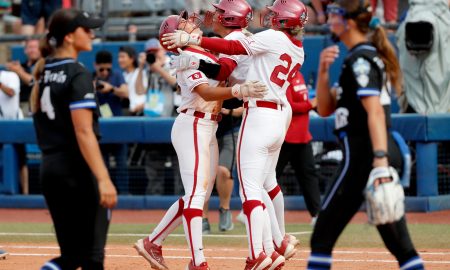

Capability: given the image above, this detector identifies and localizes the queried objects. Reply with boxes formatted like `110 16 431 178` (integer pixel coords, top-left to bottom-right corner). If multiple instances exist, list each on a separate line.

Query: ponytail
369 26 403 97
30 37 54 114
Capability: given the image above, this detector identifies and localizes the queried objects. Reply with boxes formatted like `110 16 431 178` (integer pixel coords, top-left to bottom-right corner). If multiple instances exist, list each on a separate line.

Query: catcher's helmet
159 11 202 53
212 0 253 28
266 0 308 30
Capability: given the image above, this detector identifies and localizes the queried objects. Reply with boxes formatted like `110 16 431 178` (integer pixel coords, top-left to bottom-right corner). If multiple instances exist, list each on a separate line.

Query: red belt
181 109 222 122
243 101 282 110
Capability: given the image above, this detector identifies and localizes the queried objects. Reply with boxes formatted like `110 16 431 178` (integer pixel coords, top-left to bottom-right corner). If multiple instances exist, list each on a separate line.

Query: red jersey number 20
270 53 301 88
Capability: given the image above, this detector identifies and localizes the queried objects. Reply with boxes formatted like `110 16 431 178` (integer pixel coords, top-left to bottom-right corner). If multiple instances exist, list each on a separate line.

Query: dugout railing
1 115 449 212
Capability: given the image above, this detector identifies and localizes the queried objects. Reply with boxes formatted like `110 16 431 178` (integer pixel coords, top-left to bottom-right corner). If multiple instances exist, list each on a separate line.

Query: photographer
93 50 129 194
93 50 128 117
137 38 178 117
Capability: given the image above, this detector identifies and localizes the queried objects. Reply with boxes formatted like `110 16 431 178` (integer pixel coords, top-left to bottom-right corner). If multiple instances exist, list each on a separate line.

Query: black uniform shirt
33 58 100 153
334 42 391 137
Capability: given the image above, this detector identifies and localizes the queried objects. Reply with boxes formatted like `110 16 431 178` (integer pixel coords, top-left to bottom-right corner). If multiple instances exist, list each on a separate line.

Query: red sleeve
287 85 313 114
215 57 238 81
201 37 248 56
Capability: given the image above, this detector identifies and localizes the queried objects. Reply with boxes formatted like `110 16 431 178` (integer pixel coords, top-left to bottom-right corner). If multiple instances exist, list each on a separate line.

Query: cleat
269 251 285 270
202 218 211 235
219 207 234 231
134 238 169 270
186 261 210 270
285 234 300 247
244 251 272 270
275 238 296 260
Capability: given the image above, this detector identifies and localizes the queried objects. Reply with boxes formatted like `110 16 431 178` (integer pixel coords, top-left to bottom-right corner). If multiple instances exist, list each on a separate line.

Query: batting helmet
211 0 253 28
159 11 202 53
266 0 308 30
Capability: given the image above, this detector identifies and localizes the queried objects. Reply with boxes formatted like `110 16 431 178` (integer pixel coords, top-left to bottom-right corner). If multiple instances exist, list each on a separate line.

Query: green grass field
1 222 449 249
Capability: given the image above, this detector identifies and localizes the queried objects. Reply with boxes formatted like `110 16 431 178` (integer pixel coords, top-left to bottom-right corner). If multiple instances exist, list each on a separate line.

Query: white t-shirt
176 47 220 114
0 70 22 119
123 68 148 111
220 30 252 86
238 29 305 106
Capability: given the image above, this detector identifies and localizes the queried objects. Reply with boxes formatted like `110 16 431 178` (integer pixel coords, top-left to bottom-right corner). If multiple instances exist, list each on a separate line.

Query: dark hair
119 46 138 68
336 0 402 95
96 50 113 64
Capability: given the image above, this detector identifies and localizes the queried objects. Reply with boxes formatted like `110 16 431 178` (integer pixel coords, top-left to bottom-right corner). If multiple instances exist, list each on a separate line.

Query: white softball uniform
173 47 221 209
220 30 252 86
236 29 304 202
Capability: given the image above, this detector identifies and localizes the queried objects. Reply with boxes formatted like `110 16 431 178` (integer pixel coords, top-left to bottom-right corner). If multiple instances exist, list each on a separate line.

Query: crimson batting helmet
266 0 308 30
212 0 253 28
159 11 202 53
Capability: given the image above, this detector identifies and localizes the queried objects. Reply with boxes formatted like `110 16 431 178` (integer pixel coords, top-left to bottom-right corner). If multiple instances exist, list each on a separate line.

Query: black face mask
330 32 341 43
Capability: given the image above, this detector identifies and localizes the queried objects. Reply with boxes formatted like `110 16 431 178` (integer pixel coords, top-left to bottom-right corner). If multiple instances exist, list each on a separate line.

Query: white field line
3 245 450 257
6 253 450 265
0 231 311 238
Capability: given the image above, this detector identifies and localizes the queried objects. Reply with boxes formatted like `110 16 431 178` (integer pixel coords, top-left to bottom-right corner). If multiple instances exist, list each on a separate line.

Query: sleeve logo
352 57 371 88
188 72 203 80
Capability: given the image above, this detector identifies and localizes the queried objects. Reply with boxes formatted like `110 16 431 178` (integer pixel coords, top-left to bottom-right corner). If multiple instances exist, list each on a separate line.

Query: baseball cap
49 9 105 41
145 38 161 52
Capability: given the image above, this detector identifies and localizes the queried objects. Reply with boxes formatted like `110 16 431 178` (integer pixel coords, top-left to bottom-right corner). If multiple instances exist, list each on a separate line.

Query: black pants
276 142 321 217
41 151 110 270
310 134 418 265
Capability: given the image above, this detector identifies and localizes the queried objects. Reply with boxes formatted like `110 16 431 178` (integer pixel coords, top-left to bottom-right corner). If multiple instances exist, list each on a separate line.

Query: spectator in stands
371 0 398 23
93 50 130 194
21 0 62 35
118 46 148 115
275 72 321 225
396 0 450 114
0 69 28 195
6 38 41 117
305 0 331 25
94 50 128 117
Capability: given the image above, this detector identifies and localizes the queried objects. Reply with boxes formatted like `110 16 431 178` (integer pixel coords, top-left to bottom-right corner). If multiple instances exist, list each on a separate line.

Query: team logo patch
188 72 203 80
84 93 95 99
352 57 371 88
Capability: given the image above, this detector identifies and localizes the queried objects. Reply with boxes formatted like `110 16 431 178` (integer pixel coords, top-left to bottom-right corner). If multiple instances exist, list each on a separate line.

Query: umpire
306 1 424 270
31 9 117 270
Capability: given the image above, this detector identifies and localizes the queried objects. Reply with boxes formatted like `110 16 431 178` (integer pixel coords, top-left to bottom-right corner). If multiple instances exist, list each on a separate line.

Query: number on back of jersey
41 86 55 120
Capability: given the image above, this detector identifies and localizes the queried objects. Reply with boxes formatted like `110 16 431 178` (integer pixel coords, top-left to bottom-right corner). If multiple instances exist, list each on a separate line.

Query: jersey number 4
41 86 55 120
270 53 301 88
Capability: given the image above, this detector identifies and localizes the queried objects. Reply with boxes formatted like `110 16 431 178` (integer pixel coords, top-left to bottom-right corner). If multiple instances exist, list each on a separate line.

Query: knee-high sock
267 185 285 236
262 204 275 256
262 191 283 247
243 200 264 259
183 208 205 266
149 198 184 245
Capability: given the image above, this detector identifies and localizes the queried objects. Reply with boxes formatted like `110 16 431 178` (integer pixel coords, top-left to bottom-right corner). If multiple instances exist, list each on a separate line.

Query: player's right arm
70 69 117 209
316 46 339 117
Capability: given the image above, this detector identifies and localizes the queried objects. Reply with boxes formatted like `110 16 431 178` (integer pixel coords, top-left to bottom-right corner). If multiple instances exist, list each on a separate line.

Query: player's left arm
356 57 388 168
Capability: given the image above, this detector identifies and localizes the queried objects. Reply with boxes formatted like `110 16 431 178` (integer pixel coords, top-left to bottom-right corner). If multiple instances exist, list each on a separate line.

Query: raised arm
316 46 339 116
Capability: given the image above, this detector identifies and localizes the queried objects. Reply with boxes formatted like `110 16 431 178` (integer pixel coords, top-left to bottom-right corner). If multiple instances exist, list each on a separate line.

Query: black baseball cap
49 9 105 41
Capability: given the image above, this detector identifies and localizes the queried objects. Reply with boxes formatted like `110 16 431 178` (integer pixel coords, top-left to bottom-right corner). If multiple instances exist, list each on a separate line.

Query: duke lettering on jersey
44 70 67 84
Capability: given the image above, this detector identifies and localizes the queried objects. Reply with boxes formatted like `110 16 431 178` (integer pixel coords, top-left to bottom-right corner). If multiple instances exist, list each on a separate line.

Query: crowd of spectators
0 0 449 197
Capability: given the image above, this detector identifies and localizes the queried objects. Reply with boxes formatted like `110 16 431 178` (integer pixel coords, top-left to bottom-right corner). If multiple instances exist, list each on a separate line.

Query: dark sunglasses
99 67 111 72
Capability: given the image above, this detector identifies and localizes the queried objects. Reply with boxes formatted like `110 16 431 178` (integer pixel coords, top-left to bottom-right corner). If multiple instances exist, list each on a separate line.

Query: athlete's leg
308 136 372 269
292 142 321 218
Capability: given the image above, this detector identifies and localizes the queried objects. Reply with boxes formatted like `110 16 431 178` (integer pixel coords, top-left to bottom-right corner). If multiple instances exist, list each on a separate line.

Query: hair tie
369 17 381 30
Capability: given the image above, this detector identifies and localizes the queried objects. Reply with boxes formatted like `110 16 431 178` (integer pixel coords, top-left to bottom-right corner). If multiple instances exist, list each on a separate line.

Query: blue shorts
21 0 62 25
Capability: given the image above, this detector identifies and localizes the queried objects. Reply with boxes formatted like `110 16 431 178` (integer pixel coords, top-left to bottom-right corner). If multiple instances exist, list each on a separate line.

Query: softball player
162 1 308 268
31 9 117 270
134 11 267 270
307 1 424 269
